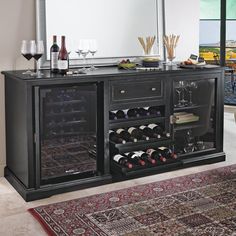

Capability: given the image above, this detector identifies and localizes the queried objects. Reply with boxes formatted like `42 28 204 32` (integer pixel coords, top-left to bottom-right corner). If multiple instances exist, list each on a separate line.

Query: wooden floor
0 110 235 236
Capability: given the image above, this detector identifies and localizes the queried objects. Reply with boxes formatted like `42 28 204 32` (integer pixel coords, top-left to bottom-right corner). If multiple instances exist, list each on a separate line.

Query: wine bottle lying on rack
116 128 137 142
116 110 126 119
134 151 156 164
139 125 161 139
125 108 139 118
124 152 145 166
146 148 167 163
127 127 149 141
158 147 177 159
109 130 126 144
137 107 149 116
147 124 170 138
148 106 162 116
109 111 117 120
113 154 133 169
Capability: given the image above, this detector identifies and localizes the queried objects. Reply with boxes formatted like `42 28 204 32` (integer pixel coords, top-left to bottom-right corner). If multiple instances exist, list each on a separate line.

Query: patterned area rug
28 165 236 236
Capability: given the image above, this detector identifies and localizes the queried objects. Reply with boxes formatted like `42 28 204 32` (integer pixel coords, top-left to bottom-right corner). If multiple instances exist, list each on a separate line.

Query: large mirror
36 0 164 68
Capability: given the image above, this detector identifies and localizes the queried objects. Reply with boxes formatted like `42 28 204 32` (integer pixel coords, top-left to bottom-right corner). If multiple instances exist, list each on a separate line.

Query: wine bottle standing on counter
50 35 59 73
58 36 69 74
113 154 133 169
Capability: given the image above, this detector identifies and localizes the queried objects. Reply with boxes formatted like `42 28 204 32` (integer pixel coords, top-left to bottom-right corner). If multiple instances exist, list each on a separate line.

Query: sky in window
200 0 236 45
200 0 236 19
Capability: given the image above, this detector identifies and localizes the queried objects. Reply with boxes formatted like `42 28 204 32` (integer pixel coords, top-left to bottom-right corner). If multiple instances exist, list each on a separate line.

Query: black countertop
2 64 223 83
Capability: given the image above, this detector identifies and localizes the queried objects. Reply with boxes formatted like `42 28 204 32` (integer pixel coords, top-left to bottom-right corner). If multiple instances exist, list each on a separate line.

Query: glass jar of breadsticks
163 34 180 65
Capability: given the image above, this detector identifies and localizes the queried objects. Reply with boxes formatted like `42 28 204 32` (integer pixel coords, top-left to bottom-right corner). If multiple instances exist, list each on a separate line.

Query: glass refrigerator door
173 78 216 156
39 84 98 183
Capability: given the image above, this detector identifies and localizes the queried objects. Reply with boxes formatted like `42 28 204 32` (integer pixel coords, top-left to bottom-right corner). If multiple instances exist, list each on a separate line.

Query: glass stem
36 60 39 76
91 53 95 70
83 55 86 70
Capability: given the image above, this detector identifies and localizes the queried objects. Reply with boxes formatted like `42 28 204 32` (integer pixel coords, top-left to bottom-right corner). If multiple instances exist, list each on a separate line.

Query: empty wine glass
31 40 44 77
175 81 187 107
183 129 195 153
179 81 188 106
175 86 182 107
188 81 198 106
78 39 90 71
21 40 33 74
89 39 98 70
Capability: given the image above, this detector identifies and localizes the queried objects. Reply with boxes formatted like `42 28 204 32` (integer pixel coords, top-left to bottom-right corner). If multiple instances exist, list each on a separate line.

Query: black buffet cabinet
2 66 225 201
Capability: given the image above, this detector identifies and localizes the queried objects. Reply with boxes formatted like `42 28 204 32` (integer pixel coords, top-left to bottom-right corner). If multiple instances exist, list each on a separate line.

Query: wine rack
108 105 178 176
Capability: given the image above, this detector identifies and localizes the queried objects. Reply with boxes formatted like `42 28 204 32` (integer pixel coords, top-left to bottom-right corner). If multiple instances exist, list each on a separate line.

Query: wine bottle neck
61 36 66 48
53 35 57 44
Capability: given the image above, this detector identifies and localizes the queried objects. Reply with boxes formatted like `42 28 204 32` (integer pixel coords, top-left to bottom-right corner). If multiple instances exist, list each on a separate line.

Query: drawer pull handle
120 90 126 94
151 87 156 91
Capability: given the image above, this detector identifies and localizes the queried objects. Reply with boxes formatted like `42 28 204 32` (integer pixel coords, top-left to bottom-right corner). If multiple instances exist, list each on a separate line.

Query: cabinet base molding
4 167 112 202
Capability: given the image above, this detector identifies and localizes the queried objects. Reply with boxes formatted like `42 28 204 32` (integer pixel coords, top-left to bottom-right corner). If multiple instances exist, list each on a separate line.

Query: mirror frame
36 0 165 69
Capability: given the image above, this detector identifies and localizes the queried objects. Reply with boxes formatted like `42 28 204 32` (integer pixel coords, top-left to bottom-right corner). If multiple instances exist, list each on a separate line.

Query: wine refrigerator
35 84 102 185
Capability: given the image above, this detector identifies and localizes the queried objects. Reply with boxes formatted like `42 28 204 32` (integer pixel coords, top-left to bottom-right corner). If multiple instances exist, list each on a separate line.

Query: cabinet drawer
111 80 163 102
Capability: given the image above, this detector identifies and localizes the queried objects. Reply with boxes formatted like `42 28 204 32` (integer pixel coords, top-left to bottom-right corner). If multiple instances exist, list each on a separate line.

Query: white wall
0 0 200 176
165 0 200 61
0 0 35 176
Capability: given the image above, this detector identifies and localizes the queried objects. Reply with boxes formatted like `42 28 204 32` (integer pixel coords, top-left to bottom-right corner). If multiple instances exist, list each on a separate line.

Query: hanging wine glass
179 81 188 106
188 81 198 106
89 39 98 70
21 40 33 74
175 84 183 107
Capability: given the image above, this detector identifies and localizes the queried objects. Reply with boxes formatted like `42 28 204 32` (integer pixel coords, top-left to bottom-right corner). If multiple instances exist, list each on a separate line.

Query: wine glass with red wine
31 40 44 77
21 40 33 74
